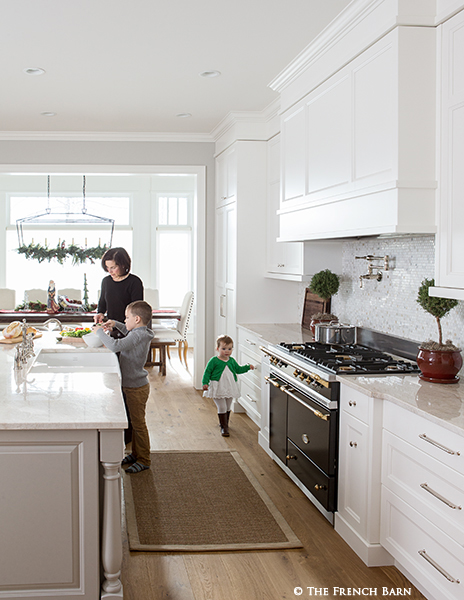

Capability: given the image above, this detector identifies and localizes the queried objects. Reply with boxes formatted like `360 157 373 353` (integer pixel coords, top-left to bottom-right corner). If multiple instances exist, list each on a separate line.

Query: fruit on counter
4 321 22 338
59 327 92 338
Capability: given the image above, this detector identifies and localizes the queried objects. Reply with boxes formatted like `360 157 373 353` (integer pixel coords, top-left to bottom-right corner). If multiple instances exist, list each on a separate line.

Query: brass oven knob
293 370 299 377
286 455 297 460
299 372 305 380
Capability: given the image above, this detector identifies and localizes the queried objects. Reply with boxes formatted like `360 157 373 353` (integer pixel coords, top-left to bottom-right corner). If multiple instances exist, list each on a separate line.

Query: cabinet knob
349 441 357 448
286 455 297 460
349 400 357 407
315 484 327 491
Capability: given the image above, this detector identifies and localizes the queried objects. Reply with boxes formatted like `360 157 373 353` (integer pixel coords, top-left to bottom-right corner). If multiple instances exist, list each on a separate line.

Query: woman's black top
97 273 144 323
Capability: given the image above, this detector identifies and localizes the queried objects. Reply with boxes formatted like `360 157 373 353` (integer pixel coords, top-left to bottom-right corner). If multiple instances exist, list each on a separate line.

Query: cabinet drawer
340 385 370 424
381 487 464 600
383 402 464 476
383 429 464 545
238 345 261 388
237 329 262 358
239 377 261 420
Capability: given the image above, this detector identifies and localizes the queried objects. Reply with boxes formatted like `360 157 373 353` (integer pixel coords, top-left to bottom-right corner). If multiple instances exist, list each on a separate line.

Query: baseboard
334 514 393 567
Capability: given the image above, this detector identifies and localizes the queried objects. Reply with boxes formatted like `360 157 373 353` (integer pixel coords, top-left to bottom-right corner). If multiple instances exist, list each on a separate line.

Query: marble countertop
238 322 464 438
0 332 127 431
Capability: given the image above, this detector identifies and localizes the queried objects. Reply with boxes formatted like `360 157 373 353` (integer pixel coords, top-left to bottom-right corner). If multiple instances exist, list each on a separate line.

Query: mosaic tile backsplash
300 235 464 352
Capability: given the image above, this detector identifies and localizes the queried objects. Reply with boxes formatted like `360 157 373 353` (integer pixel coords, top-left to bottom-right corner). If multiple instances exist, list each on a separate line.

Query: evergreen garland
17 242 109 264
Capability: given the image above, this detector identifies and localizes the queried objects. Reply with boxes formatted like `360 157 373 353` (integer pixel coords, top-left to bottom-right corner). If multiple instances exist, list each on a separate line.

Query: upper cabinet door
216 146 237 207
433 11 464 295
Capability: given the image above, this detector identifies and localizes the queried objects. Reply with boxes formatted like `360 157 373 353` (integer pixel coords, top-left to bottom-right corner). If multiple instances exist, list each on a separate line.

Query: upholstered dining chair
0 289 16 310
24 289 48 305
152 291 194 368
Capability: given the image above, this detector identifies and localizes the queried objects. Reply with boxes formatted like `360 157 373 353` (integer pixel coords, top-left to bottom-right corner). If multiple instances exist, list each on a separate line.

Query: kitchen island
0 332 127 600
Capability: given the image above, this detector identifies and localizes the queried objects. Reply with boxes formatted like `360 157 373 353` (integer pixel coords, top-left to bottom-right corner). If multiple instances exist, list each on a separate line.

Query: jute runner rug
123 450 303 552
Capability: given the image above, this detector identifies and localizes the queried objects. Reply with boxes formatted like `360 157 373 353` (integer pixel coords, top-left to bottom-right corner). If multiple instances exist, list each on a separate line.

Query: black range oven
261 340 420 517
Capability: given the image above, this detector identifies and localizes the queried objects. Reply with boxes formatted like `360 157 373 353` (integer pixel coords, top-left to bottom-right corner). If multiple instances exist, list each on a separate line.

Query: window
154 194 193 307
7 196 131 306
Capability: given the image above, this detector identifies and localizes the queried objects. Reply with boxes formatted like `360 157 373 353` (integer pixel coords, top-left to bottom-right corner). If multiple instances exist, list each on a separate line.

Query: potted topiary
416 278 462 383
308 269 340 334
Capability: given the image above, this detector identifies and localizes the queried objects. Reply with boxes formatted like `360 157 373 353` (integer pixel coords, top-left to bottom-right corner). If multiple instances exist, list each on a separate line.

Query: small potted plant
416 278 462 383
308 269 340 334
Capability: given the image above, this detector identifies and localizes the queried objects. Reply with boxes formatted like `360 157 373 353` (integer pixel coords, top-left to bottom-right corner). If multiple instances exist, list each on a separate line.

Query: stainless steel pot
314 322 357 345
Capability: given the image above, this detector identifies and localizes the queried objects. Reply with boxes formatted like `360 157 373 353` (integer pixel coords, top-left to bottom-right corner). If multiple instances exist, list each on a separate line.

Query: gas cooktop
278 341 420 375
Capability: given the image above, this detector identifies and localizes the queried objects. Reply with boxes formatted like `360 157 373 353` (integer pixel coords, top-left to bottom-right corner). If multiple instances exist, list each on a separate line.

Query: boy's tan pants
122 383 151 466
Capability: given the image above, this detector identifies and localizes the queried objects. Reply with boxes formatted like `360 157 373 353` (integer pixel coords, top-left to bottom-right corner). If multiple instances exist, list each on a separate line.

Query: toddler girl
202 335 255 436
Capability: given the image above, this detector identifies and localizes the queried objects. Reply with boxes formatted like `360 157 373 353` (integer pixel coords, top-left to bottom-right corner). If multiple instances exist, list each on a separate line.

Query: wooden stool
145 340 175 376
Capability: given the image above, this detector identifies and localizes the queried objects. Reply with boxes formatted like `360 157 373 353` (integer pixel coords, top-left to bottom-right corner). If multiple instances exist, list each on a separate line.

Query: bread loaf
4 321 22 339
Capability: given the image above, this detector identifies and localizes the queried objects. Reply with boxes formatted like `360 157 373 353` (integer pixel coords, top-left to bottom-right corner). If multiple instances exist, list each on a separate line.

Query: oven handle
281 385 330 422
264 375 281 388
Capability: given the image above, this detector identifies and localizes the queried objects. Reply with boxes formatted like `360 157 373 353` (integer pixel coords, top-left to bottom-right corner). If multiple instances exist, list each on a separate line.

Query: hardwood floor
121 354 425 600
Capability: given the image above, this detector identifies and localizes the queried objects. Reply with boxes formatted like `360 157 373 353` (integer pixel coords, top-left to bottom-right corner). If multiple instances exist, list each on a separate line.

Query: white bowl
83 332 104 348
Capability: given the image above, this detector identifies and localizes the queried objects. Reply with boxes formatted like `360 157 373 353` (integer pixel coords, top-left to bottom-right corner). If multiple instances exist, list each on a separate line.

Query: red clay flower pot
416 348 463 384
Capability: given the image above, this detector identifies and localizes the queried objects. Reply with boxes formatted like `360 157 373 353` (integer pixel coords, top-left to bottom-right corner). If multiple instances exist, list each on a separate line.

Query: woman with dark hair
94 247 144 324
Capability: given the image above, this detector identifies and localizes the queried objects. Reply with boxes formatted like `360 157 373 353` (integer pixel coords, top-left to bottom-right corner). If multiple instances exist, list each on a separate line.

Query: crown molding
210 97 281 144
0 131 214 143
269 0 437 94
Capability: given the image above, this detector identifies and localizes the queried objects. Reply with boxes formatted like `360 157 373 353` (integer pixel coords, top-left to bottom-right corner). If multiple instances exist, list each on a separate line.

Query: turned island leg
100 430 124 599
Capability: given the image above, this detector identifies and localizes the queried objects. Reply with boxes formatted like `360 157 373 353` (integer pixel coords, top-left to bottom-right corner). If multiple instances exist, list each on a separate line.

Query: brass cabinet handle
418 550 460 583
419 433 460 456
315 484 327 490
286 455 297 460
349 441 357 448
348 400 357 407
245 338 256 345
245 394 257 403
420 483 462 510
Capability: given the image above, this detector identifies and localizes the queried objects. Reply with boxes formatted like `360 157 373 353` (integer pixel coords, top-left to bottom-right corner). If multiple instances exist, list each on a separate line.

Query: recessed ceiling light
23 67 46 76
199 70 221 78
176 113 192 118
41 112 56 117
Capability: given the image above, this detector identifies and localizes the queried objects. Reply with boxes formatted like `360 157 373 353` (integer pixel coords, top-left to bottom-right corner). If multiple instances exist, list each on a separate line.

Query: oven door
268 371 338 512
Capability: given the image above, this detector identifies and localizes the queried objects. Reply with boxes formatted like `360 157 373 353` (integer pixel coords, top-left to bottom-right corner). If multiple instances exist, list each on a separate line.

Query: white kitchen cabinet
236 327 263 425
431 9 464 301
266 134 307 280
381 402 464 600
278 26 436 241
266 135 342 281
216 145 237 207
215 200 236 340
335 384 392 566
214 140 267 345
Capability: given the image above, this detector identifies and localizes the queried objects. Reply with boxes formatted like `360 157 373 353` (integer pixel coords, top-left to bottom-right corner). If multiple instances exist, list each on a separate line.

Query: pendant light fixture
16 175 115 247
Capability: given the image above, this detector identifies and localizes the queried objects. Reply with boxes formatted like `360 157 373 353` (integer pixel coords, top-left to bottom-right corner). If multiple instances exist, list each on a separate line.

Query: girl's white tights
214 397 233 414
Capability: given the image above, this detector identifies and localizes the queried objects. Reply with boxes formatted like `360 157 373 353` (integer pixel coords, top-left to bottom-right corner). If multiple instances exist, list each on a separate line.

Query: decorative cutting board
0 332 43 344
301 289 331 330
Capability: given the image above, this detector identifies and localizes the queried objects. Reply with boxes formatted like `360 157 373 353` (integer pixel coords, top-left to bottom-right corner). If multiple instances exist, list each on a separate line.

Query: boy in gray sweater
93 300 154 473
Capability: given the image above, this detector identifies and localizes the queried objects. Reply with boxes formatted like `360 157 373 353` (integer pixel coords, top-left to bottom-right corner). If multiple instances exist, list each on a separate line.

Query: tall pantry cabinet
214 141 267 345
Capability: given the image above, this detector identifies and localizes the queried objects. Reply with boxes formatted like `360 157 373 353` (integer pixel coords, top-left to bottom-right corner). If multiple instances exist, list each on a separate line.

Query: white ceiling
0 0 352 136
